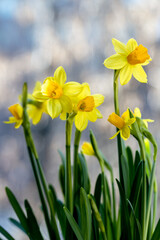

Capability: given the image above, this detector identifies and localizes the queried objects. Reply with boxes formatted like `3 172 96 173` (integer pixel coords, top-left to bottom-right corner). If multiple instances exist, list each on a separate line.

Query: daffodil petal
27 105 43 125
104 54 127 69
63 82 83 97
33 91 49 101
47 99 62 119
59 95 72 113
121 126 130 140
86 109 97 122
133 65 147 83
93 94 104 107
125 118 136 127
75 112 88 131
14 120 23 129
141 58 152 66
134 107 141 118
33 81 42 92
95 109 103 119
112 38 129 55
54 66 67 86
109 130 120 140
120 64 133 85
60 112 67 120
4 117 17 124
126 38 138 52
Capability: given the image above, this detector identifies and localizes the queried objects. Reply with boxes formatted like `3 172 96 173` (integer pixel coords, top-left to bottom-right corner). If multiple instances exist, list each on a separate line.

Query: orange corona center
108 112 125 129
41 79 63 99
77 96 95 112
127 44 150 65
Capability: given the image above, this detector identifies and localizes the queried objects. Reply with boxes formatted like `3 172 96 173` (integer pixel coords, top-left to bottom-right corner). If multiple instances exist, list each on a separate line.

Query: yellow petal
54 66 67 86
93 94 104 107
86 109 97 122
125 118 136 127
132 65 147 83
134 107 141 118
33 81 42 92
33 91 49 101
27 105 43 125
95 109 103 119
14 120 23 129
59 95 72 113
75 112 88 131
126 38 138 52
109 130 120 140
112 38 129 55
63 82 83 96
60 112 67 120
104 54 127 70
121 109 130 122
121 126 130 140
120 64 133 85
47 99 62 119
81 142 95 156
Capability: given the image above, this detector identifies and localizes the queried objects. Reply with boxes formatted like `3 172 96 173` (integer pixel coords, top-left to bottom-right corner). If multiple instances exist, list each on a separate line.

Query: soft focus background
1 0 160 239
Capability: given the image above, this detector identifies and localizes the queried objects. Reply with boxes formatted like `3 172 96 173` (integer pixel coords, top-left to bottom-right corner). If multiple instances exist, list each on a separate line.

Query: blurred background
0 0 160 239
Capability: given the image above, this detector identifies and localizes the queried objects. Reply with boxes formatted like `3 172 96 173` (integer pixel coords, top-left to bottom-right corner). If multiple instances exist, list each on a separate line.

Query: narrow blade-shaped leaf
64 207 83 240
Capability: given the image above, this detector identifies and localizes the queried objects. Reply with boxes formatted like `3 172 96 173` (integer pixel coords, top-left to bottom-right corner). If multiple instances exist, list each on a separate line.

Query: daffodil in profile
134 107 154 128
4 104 23 128
104 38 151 85
81 142 95 156
33 66 82 119
27 81 48 125
74 83 104 131
108 109 135 140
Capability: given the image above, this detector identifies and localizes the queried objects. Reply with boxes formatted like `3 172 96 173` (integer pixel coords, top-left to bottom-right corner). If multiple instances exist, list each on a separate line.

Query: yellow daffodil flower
134 107 154 128
104 38 152 85
4 104 23 128
74 83 104 131
81 142 95 156
108 109 136 140
33 66 82 119
27 81 48 125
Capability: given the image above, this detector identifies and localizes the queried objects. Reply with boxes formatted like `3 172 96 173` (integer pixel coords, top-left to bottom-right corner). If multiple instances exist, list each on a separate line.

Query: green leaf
80 188 92 240
94 174 102 209
58 150 66 167
134 151 141 171
78 153 90 194
121 155 130 197
0 226 15 240
24 200 44 240
56 200 66 238
88 195 107 240
59 164 65 196
129 161 143 212
126 146 134 187
116 179 132 240
63 207 83 240
9 218 26 234
5 187 29 233
151 218 160 240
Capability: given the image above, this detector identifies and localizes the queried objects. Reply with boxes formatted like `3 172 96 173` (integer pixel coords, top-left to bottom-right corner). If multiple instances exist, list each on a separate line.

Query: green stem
145 161 156 238
73 128 81 204
23 127 55 240
138 138 146 240
113 70 125 191
152 180 157 233
22 83 59 239
65 117 73 214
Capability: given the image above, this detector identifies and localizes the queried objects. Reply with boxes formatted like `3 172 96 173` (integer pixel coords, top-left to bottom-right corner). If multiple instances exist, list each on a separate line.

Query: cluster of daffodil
1 38 159 240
